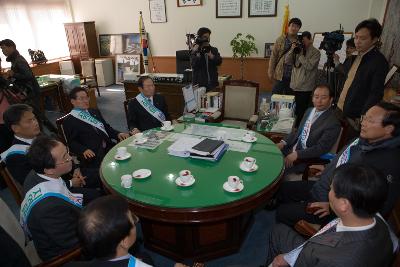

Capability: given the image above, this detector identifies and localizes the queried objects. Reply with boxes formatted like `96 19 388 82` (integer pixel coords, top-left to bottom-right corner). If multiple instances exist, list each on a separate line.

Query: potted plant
230 33 258 80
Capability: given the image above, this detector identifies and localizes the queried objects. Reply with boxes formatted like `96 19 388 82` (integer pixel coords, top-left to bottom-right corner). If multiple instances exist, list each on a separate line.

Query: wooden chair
221 80 259 129
0 161 23 205
36 247 82 267
123 99 131 129
55 114 70 146
80 59 100 97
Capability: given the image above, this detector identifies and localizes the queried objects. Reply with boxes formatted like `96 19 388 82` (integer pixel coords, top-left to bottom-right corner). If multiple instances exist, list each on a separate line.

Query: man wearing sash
21 135 83 261
65 195 188 267
127 76 171 134
276 102 400 227
266 164 396 267
63 87 129 168
277 85 341 171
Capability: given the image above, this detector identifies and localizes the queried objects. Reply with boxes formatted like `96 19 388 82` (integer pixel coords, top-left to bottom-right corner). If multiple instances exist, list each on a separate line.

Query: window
0 0 72 68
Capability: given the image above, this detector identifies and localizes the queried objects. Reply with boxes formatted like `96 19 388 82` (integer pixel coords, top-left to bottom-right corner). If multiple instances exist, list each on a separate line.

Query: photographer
190 27 222 91
290 31 321 126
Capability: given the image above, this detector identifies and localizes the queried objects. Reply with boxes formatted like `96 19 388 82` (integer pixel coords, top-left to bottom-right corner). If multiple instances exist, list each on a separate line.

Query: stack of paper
167 136 202 157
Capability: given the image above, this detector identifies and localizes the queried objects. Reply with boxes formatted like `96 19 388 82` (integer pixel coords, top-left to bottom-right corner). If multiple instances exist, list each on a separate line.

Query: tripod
324 52 341 107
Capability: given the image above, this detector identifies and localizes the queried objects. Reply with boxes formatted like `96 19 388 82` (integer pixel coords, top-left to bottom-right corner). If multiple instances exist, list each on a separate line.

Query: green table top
100 124 284 209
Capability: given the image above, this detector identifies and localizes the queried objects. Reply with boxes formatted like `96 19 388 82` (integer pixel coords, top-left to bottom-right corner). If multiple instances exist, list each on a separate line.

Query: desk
100 124 284 260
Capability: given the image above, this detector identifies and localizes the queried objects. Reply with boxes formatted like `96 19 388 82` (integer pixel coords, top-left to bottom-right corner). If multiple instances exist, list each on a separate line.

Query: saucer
161 125 174 131
240 162 258 172
132 169 151 179
175 176 195 187
223 181 244 193
114 152 131 161
134 138 148 144
242 136 257 143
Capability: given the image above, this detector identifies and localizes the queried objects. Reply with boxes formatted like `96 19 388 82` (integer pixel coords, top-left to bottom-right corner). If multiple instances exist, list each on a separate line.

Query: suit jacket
190 46 222 89
64 256 151 267
340 47 389 119
295 216 393 267
127 94 171 132
4 138 32 185
23 171 81 261
283 107 341 159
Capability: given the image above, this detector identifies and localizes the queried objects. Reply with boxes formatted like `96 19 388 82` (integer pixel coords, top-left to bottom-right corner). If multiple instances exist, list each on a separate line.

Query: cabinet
64 22 99 74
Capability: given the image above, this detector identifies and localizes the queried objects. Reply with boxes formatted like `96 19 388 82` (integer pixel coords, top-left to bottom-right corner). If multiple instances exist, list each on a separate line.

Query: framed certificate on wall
149 0 167 23
248 0 277 17
216 0 242 18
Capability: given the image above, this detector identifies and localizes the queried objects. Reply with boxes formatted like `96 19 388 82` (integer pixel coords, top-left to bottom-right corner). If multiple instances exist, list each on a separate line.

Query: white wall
69 0 385 57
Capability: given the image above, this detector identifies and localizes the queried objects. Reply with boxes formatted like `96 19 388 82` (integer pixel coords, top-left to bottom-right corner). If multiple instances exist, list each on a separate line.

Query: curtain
0 0 72 67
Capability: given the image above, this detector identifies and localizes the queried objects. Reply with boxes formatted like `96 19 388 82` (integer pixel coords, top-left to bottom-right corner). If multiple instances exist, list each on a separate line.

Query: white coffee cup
243 156 256 170
135 133 144 142
162 121 172 128
179 170 193 183
121 174 133 188
228 176 243 189
117 147 127 157
216 130 227 141
244 131 255 140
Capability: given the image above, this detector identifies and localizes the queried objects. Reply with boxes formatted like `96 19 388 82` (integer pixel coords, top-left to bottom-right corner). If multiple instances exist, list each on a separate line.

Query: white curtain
0 0 72 68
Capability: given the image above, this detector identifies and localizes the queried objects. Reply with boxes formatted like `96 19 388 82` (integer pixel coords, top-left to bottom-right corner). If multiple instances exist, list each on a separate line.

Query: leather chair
0 161 23 205
221 80 259 129
123 98 131 129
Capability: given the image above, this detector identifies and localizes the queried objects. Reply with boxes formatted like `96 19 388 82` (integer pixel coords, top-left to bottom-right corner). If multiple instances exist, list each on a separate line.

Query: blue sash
69 108 108 136
136 93 166 123
336 138 359 167
0 144 30 162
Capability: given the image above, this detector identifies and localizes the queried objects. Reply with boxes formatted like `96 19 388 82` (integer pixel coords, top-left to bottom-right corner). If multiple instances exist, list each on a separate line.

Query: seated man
1 104 100 189
277 84 341 170
21 135 83 261
66 195 187 267
127 76 171 133
276 101 400 227
266 163 397 267
63 87 129 168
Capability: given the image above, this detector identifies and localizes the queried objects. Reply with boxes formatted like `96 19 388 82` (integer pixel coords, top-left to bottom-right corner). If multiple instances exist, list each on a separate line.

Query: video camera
185 33 211 54
319 29 345 55
293 33 304 54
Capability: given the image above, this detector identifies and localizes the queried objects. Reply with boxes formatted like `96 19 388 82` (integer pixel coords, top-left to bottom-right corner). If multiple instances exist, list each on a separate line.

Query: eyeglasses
360 115 382 124
55 153 73 165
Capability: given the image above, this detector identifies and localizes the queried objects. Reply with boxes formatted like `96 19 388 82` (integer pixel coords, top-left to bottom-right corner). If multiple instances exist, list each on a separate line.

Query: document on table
182 124 248 141
225 140 251 153
167 136 203 157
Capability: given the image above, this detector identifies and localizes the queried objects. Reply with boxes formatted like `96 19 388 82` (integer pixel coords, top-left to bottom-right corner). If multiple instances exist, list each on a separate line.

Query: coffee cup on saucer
162 121 172 129
179 170 193 183
116 147 128 158
244 131 255 140
134 133 145 142
243 157 256 170
121 174 133 188
216 130 227 141
228 175 243 190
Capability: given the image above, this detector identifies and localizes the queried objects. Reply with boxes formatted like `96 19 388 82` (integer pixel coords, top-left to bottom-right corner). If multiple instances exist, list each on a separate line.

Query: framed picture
248 0 277 17
264 43 274 58
313 32 353 70
149 0 167 23
177 0 202 7
216 0 242 18
385 64 399 86
115 54 141 84
99 33 143 56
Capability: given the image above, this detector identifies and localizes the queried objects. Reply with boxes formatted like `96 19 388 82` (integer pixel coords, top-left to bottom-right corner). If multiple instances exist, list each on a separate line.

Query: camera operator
290 31 321 127
190 27 222 91
336 19 388 136
268 18 302 95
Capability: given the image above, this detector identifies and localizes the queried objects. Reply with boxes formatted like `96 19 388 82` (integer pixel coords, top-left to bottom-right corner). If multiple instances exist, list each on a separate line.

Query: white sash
336 138 359 167
20 179 83 236
0 144 30 162
298 108 316 149
69 109 108 137
136 93 166 123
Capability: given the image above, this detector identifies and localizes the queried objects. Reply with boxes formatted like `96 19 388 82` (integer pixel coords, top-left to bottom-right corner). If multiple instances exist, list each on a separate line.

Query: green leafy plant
230 33 258 80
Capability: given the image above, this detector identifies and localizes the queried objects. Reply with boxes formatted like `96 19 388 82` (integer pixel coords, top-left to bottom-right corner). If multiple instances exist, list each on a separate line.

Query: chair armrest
211 111 221 119
294 220 319 237
35 247 82 267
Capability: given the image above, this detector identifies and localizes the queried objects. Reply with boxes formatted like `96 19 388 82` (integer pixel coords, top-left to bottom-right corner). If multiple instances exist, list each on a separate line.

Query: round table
101 124 284 261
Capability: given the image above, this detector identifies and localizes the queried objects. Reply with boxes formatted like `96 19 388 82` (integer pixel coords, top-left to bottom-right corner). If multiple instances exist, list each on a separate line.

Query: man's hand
118 132 130 141
129 128 140 135
309 164 325 176
192 44 200 52
72 168 86 186
174 264 189 267
207 51 215 59
284 151 298 168
310 202 330 218
272 254 290 267
277 142 285 150
83 149 96 159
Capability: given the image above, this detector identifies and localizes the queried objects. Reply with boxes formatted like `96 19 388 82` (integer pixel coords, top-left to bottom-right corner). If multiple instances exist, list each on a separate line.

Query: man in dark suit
276 102 400 227
127 76 171 133
21 136 83 261
266 163 397 267
63 87 129 168
277 84 341 171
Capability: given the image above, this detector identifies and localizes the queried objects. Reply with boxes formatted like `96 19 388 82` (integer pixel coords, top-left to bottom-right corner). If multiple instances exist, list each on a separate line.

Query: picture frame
99 33 143 56
216 0 242 18
385 64 399 86
264 43 274 58
177 0 202 7
149 0 167 23
248 0 277 17
115 54 141 84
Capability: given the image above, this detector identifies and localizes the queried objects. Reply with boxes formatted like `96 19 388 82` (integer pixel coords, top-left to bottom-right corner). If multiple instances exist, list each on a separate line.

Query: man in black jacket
63 87 129 168
336 19 389 129
276 102 400 227
127 76 171 133
190 27 222 90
